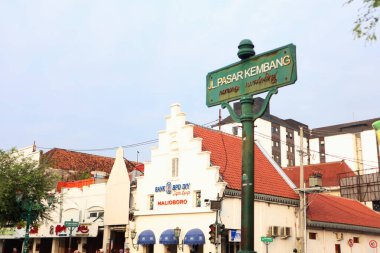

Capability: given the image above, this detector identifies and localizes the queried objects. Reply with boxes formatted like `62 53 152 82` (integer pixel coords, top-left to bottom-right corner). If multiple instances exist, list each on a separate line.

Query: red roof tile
283 161 355 188
193 125 298 200
307 194 380 229
44 148 140 174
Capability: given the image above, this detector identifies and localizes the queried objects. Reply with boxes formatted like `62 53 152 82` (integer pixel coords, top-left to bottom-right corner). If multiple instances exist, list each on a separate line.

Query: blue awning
159 229 179 245
137 230 156 245
184 228 205 245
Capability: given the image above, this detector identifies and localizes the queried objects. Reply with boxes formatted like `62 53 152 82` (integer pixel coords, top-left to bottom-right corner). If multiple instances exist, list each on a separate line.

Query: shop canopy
184 228 205 245
137 230 156 245
159 229 179 245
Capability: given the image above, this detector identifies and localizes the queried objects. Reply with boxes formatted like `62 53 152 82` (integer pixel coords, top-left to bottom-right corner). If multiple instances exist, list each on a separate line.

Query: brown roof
193 125 299 200
44 148 139 173
283 161 355 188
310 117 380 138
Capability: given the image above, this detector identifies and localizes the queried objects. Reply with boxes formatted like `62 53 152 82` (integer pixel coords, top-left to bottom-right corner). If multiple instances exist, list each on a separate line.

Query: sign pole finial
237 39 255 60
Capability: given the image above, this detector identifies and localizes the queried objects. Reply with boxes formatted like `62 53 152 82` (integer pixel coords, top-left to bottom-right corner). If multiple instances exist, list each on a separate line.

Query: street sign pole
206 39 297 253
261 236 273 253
65 218 79 253
240 95 254 253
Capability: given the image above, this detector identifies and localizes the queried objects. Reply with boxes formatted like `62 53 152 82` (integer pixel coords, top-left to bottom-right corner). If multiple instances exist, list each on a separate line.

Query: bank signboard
154 182 192 207
206 44 297 107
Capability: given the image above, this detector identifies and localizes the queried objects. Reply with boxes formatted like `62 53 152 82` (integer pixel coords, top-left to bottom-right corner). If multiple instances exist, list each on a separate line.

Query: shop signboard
206 44 297 107
2 223 99 239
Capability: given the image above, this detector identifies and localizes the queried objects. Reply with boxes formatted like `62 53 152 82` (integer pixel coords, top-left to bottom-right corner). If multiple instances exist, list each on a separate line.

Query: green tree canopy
0 149 58 227
348 0 380 41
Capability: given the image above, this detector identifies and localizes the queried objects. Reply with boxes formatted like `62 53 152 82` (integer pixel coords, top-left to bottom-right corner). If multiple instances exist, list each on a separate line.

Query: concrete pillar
78 237 87 253
102 225 111 252
51 238 60 253
32 238 41 253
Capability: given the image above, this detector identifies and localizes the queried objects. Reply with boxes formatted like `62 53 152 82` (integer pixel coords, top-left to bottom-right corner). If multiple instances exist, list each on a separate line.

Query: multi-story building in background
215 98 380 172
309 118 380 172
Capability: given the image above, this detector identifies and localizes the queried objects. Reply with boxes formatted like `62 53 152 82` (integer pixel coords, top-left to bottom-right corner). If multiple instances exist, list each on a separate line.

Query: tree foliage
348 0 380 41
0 149 58 227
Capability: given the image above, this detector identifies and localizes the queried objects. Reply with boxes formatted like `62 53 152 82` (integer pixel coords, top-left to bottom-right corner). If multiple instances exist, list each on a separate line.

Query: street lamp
173 227 183 251
130 229 139 250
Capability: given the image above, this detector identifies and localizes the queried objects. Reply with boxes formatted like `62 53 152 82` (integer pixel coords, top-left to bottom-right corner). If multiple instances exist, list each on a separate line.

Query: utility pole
299 127 306 253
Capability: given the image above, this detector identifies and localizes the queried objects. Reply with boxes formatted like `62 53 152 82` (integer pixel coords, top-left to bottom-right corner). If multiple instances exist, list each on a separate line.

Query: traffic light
209 224 216 244
217 223 225 236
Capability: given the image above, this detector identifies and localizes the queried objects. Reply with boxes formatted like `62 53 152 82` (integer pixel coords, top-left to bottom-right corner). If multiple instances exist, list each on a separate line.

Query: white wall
307 229 380 253
133 104 227 253
221 198 298 253
361 130 379 171
104 147 130 225
325 134 356 169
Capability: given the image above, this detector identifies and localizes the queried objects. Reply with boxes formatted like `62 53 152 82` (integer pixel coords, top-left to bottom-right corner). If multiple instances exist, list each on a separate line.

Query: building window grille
353 237 359 243
195 191 201 207
232 126 239 136
149 195 154 210
272 126 279 133
172 157 179 177
309 232 317 240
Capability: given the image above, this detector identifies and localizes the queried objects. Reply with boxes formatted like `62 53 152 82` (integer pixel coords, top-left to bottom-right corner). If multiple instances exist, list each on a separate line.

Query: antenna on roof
137 151 140 163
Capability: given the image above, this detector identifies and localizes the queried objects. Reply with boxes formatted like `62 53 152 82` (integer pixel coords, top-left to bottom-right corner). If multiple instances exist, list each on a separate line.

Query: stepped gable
193 125 298 200
44 148 139 173
307 194 380 229
283 161 355 188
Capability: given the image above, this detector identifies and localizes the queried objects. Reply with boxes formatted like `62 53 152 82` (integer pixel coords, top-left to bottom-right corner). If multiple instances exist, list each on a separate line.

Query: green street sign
206 44 297 107
64 220 79 228
261 236 273 243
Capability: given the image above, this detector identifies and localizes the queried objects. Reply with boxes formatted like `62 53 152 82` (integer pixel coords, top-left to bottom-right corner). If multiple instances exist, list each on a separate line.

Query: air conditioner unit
267 226 279 237
335 232 343 241
280 227 291 239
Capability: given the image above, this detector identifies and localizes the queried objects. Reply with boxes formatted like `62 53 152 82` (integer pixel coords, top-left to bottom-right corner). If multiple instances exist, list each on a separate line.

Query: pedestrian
125 248 130 253
12 248 18 253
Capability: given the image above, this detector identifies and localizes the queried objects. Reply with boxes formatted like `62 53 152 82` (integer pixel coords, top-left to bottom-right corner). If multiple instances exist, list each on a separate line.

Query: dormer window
172 157 179 177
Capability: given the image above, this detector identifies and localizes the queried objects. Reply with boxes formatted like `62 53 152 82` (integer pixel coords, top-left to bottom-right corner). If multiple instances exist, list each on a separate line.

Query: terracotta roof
44 148 140 174
307 194 380 229
193 125 298 200
283 161 355 188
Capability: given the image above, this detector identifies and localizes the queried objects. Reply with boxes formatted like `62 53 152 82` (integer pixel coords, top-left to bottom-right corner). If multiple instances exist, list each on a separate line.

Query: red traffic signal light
209 224 216 244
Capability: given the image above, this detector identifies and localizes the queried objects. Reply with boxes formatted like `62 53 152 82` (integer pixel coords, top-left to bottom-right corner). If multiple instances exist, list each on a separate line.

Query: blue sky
0 1 379 162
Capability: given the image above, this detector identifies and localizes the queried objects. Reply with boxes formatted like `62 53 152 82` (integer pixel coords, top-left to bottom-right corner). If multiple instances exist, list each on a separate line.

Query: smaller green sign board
64 220 79 228
206 44 297 107
261 236 273 243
